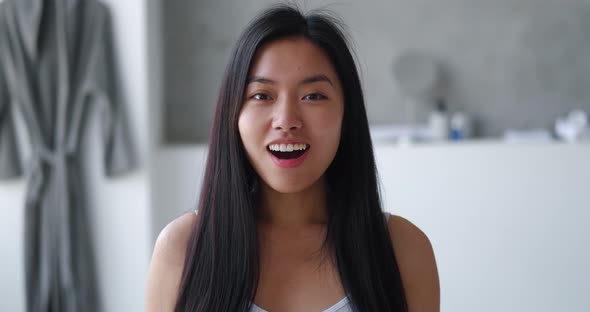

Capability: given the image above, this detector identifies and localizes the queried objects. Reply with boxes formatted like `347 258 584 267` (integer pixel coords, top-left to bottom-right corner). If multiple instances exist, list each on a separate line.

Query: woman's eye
252 93 271 101
303 93 327 101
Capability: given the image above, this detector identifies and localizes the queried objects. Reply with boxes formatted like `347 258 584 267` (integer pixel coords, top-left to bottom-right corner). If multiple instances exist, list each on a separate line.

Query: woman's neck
257 177 328 228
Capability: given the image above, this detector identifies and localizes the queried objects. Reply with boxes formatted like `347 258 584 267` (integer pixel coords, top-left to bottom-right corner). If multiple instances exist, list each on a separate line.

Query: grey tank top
249 211 393 312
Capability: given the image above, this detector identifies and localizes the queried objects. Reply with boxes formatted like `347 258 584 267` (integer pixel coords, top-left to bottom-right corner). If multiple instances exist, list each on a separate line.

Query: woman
146 4 439 312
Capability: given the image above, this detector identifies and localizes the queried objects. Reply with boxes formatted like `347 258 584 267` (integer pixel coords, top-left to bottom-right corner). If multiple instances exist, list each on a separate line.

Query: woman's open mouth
267 143 309 168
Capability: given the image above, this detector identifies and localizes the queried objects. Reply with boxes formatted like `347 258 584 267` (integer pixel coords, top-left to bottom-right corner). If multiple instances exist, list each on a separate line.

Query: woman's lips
268 149 309 168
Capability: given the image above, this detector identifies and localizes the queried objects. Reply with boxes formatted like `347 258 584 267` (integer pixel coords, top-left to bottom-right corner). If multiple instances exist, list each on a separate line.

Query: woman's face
238 37 345 194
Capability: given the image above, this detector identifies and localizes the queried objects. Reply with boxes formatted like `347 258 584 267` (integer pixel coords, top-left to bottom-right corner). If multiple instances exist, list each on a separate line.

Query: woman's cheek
315 108 343 134
239 108 265 153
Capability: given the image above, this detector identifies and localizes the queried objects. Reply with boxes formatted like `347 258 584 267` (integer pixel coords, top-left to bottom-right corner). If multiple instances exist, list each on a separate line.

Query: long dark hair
175 4 407 312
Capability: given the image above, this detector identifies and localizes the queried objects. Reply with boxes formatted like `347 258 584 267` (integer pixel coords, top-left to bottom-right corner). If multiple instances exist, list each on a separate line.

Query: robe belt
28 144 75 204
36 146 75 165
28 145 76 291
26 145 74 227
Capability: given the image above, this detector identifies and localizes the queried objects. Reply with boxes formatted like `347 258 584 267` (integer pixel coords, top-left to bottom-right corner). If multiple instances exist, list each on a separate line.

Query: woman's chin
260 176 322 195
265 181 311 194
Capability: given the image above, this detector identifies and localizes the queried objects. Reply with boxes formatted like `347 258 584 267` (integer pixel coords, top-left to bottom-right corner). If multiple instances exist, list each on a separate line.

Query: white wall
0 175 26 311
152 141 590 312
374 141 590 311
152 146 208 240
0 1 152 311
87 1 152 311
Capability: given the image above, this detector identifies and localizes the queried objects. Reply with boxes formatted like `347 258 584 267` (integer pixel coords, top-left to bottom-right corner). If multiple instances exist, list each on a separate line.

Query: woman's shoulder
385 213 440 311
145 211 198 311
156 211 197 258
385 213 434 267
385 213 431 250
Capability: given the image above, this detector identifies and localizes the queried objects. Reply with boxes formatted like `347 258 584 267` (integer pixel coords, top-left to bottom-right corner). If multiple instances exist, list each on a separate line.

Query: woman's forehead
248 37 340 85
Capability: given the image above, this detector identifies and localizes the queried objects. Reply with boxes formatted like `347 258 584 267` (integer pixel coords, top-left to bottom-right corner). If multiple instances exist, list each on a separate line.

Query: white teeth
294 144 307 151
268 143 308 152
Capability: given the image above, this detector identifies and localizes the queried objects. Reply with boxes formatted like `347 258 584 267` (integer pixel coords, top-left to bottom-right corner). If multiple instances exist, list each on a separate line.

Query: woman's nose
272 96 302 132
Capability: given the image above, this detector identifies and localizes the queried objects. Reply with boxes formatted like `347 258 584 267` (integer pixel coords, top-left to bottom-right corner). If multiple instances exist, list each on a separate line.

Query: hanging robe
0 0 135 311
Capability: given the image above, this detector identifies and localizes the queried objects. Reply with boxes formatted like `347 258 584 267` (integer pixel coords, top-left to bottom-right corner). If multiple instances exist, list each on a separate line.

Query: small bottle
450 112 472 141
428 99 449 142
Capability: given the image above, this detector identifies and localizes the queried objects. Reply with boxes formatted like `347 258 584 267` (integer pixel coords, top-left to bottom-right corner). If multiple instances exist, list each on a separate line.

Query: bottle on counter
450 111 473 141
428 98 449 142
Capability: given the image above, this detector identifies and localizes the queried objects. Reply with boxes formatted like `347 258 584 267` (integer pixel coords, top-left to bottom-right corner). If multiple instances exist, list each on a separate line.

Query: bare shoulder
387 214 440 312
145 211 198 312
152 211 197 265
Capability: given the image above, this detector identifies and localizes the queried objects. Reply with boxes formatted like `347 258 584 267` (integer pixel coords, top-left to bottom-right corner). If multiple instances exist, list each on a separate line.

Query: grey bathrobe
0 0 135 311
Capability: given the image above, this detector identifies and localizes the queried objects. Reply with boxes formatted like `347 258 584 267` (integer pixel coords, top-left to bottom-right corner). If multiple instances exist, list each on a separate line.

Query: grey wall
162 0 590 143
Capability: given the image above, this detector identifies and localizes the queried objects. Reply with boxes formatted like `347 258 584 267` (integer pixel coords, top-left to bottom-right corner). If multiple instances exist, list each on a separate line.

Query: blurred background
1 0 589 311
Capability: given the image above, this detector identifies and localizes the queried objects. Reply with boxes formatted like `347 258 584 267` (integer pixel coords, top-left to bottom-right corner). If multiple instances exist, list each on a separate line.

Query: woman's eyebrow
247 74 333 86
300 74 333 86
248 76 275 85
